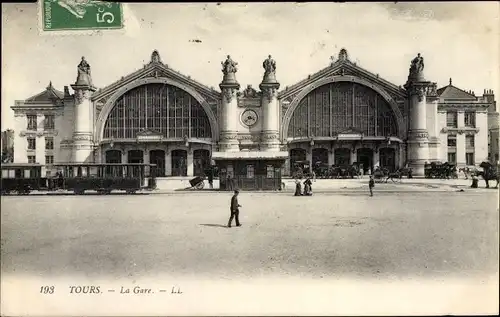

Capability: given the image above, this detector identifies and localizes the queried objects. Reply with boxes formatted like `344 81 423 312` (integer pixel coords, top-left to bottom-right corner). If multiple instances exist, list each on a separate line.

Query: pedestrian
227 189 242 228
227 174 233 191
303 177 313 196
207 167 214 189
294 179 303 196
369 175 375 196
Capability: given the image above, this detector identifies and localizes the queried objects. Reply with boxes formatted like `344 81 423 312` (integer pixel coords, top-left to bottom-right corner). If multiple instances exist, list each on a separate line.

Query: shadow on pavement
199 224 228 228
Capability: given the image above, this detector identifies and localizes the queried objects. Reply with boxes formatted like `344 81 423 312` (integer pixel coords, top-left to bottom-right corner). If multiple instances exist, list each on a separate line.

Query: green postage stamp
42 0 123 31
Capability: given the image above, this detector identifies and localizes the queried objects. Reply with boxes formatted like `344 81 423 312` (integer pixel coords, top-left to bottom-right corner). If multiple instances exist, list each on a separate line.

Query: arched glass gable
287 82 398 138
103 83 212 139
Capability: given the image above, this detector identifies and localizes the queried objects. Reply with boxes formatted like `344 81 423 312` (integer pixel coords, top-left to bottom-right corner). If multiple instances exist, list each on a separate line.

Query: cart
189 176 205 190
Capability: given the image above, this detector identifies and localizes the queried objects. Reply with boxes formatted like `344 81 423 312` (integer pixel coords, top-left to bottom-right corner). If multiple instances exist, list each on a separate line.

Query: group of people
294 178 313 196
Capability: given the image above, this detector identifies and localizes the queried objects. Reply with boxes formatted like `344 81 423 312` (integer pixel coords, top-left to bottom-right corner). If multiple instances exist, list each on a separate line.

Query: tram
1 163 157 195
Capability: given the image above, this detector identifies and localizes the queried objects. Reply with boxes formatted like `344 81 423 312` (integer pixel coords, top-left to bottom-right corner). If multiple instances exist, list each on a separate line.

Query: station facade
11 48 499 177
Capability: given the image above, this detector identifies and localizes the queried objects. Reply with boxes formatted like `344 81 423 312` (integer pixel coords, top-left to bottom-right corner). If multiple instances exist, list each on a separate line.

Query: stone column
71 57 97 163
373 150 380 168
260 55 280 151
187 150 194 177
165 149 172 176
328 149 335 166
219 55 240 152
350 148 356 165
121 148 128 164
404 54 432 176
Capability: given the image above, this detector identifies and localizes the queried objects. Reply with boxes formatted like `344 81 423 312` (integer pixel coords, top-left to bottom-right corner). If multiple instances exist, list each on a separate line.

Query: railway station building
11 48 499 177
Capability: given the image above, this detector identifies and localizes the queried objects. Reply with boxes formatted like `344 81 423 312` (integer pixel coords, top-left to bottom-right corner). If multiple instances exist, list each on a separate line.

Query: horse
385 170 402 183
476 170 499 189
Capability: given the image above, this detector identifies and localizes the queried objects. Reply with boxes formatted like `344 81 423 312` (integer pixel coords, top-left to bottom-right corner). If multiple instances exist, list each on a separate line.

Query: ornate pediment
92 50 221 104
279 48 407 102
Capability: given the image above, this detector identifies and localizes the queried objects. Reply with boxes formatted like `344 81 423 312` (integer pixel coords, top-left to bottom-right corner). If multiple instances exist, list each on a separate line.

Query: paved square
1 191 498 280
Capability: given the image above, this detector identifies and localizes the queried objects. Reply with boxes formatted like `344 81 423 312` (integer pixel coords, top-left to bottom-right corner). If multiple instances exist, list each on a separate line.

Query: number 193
40 286 55 294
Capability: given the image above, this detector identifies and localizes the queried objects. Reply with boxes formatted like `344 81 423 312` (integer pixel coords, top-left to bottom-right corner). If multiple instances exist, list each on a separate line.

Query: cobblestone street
1 191 497 280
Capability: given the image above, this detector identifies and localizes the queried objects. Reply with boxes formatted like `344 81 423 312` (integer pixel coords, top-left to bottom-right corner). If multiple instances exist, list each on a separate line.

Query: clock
241 109 258 127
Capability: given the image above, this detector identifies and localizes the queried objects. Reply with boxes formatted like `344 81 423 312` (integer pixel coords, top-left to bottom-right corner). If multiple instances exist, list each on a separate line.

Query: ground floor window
447 152 456 164
466 152 475 166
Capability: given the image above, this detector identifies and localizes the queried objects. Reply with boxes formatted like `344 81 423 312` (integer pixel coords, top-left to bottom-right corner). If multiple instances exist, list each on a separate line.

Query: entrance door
334 148 351 166
380 148 395 172
171 149 187 176
149 150 166 177
357 148 373 173
194 149 210 176
312 148 328 165
128 150 144 164
105 150 122 163
289 148 306 174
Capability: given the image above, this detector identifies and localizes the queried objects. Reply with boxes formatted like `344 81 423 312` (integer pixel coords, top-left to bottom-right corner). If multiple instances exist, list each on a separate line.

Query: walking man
369 175 375 197
228 189 242 228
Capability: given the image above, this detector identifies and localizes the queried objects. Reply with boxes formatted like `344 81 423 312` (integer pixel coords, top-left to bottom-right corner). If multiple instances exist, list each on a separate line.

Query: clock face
241 109 258 127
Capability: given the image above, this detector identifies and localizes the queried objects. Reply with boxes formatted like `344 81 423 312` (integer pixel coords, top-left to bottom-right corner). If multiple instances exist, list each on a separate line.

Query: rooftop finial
449 78 452 85
47 81 53 89
338 48 349 61
151 50 161 63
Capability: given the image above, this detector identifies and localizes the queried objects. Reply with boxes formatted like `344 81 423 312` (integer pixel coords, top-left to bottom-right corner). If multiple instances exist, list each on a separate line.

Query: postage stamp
42 0 123 31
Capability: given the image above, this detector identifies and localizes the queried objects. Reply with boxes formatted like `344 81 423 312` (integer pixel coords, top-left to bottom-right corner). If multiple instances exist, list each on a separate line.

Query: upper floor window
45 137 54 150
466 135 475 148
27 115 37 130
446 111 457 128
27 155 36 164
45 155 54 164
464 112 475 128
27 138 36 150
44 115 55 130
466 153 475 166
447 136 456 147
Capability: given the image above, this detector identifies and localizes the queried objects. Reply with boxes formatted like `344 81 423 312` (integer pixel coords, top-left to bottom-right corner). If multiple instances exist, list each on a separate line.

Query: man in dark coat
369 175 375 196
228 189 242 228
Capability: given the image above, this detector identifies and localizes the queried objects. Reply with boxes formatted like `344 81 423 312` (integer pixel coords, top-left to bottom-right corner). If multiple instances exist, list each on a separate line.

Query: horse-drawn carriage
424 162 456 179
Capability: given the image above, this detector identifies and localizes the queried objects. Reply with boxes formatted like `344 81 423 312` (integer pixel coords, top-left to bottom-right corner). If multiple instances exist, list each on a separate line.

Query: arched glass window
103 84 212 139
287 82 398 138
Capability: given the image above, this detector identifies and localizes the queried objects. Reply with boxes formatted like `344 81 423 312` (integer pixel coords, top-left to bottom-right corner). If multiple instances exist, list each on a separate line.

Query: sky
1 2 499 130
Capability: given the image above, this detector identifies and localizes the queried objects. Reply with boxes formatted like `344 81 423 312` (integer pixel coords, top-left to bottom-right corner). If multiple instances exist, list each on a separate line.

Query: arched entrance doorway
334 148 351 166
194 149 210 176
128 150 143 164
357 148 373 174
289 148 307 175
149 150 166 177
312 148 328 165
105 150 121 163
380 148 395 172
172 149 187 176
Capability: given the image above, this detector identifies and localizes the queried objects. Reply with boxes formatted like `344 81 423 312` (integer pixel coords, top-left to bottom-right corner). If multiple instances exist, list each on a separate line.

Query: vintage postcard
1 2 499 316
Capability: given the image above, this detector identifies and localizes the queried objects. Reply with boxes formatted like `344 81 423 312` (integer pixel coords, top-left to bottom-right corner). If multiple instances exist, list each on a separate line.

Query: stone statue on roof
410 53 424 76
221 55 238 75
263 55 276 75
75 56 93 86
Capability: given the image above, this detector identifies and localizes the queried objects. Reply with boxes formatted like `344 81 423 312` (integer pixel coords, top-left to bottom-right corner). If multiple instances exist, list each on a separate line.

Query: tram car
1 163 157 195
1 163 45 194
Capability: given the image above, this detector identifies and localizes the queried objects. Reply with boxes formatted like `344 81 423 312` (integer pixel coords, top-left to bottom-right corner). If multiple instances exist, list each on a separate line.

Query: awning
212 151 289 160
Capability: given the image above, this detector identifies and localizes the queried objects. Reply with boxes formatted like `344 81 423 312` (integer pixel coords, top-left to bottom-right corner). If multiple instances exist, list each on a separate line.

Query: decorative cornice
438 103 491 111
19 130 47 138
441 127 479 135
222 87 238 103
261 86 278 102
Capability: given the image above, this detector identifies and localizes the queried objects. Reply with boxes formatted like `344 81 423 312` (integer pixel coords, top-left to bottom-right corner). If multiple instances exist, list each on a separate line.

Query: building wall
475 111 489 164
437 111 447 162
13 114 27 163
